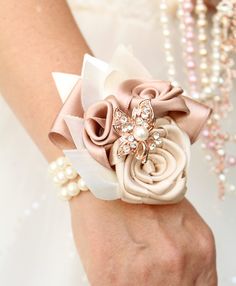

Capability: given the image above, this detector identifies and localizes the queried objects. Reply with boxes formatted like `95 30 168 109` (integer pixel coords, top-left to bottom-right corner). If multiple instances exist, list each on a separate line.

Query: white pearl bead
196 4 206 13
53 175 60 185
217 149 225 156
160 3 167 10
78 178 89 191
48 161 58 174
168 68 175 76
219 174 226 182
166 55 174 63
198 34 207 41
164 42 171 50
65 166 77 180
200 62 208 70
212 64 221 71
213 52 220 59
160 16 168 24
213 113 220 121
229 185 236 192
67 182 80 196
201 77 209 84
205 155 212 161
56 171 67 185
163 29 170 37
197 19 207 27
213 40 221 47
56 157 68 169
133 126 149 141
199 48 207 56
201 143 206 149
58 187 71 201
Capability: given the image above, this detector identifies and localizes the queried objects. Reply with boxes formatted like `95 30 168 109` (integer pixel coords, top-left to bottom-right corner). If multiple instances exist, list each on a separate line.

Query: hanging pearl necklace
161 0 236 197
195 0 209 92
200 0 236 197
159 0 179 86
177 0 199 98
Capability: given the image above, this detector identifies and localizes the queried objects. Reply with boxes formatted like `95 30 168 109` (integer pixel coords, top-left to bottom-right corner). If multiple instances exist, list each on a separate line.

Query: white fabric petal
64 149 121 200
64 115 85 148
110 45 152 79
104 45 153 96
52 72 80 103
64 115 121 200
81 54 109 111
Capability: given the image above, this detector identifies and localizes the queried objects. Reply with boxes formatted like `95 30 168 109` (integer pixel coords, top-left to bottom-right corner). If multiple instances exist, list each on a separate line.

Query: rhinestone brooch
112 100 163 163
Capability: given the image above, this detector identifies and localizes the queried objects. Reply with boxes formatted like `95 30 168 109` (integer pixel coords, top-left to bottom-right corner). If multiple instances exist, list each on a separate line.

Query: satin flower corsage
49 46 211 204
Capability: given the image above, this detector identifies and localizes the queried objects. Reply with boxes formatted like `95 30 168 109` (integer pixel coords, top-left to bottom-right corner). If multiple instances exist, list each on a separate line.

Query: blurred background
0 0 235 285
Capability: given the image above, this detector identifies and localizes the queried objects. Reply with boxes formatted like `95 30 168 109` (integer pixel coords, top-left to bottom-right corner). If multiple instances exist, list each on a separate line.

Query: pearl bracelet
48 156 89 201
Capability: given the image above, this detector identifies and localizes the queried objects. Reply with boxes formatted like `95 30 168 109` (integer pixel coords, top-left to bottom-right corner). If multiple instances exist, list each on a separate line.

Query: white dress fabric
0 1 236 285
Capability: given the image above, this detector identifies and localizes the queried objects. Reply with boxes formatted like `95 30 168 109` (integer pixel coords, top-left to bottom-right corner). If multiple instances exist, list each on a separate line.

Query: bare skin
0 1 217 285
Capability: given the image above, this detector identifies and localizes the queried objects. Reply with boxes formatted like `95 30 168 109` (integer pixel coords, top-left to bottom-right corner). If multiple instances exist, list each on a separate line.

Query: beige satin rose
109 117 190 204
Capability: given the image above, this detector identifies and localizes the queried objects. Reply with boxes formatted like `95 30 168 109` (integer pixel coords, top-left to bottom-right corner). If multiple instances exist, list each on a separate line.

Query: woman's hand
70 192 217 286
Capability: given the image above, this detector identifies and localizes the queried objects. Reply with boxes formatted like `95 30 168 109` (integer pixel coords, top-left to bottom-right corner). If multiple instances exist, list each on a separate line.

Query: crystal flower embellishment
113 100 163 163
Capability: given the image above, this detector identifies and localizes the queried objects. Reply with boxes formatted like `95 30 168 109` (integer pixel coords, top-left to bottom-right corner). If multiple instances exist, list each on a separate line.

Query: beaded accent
48 156 89 201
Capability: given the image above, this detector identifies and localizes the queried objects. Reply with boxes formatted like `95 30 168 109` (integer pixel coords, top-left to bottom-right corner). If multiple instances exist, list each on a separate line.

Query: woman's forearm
0 0 92 161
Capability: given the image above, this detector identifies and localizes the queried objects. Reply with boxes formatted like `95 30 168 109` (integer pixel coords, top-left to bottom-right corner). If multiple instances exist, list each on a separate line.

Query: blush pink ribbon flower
82 96 119 169
48 46 211 203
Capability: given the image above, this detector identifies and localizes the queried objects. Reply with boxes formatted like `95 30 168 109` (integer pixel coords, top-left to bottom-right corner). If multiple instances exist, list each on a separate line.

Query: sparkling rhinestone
130 141 138 149
120 116 127 124
132 107 141 117
119 137 126 143
143 107 151 114
127 124 133 131
136 117 143 125
153 132 160 140
143 122 149 128
155 139 163 146
123 145 131 154
141 112 149 119
149 143 156 150
116 110 122 117
128 135 134 142
122 125 128 132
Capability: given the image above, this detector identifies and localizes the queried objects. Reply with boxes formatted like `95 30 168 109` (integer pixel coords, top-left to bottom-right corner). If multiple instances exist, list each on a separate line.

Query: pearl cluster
48 156 89 201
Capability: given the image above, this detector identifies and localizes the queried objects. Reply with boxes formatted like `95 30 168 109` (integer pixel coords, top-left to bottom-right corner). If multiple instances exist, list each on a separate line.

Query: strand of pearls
195 0 210 93
213 0 236 93
175 0 236 197
159 0 179 86
48 156 89 200
177 0 199 98
199 0 236 197
209 10 224 94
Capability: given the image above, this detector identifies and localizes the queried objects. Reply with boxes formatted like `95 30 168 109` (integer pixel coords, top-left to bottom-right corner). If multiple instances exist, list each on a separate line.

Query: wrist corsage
49 46 211 204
